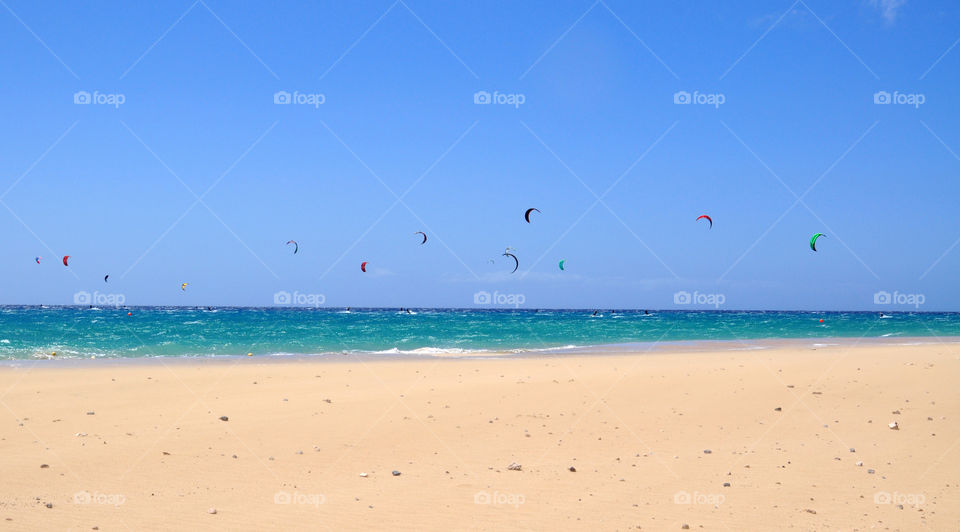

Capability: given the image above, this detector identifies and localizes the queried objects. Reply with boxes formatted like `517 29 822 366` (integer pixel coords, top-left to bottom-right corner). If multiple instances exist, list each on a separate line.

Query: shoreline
6 305 956 311
3 334 960 367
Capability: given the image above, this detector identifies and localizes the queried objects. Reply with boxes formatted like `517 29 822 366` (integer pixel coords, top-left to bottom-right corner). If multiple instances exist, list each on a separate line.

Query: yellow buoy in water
247 352 253 357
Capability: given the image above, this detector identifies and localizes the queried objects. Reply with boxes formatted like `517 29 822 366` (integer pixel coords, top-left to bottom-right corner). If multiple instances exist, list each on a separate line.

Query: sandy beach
0 342 957 531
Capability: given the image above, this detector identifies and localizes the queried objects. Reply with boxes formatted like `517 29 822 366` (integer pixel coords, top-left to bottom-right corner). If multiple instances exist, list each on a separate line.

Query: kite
62 256 70 267
524 208 540 223
104 275 109 283
810 233 825 252
558 259 565 271
503 252 519 273
360 261 368 273
414 231 427 245
35 257 41 264
286 240 298 254
181 283 188 291
697 215 712 229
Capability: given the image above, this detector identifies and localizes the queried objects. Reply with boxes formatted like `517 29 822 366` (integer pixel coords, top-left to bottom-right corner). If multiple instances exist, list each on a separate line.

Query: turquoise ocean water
1 307 958 360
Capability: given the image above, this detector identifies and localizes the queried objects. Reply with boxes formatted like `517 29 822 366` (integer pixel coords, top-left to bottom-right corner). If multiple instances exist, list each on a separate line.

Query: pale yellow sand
0 343 957 531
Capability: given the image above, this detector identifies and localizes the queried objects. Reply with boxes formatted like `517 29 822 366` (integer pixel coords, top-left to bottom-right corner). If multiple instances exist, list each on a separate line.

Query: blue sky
0 0 958 309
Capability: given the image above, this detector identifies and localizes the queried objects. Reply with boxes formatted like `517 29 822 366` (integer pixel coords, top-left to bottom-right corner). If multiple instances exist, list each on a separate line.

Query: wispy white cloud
366 267 396 277
869 0 906 23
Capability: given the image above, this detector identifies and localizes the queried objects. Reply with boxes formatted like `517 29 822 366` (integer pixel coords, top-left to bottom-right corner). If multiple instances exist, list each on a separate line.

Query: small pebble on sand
39 464 48 468
208 508 217 514
392 470 401 476
703 449 712 454
507 462 522 471
568 466 576 472
219 416 229 422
